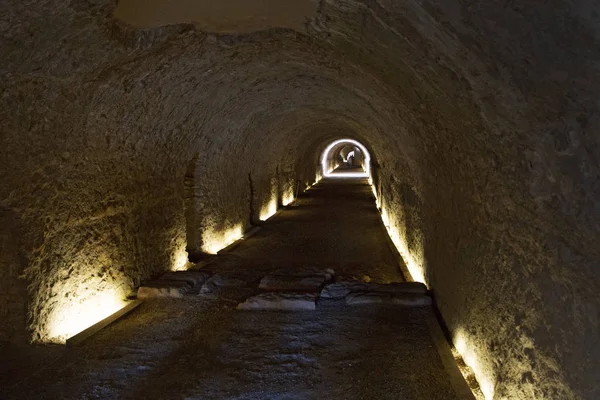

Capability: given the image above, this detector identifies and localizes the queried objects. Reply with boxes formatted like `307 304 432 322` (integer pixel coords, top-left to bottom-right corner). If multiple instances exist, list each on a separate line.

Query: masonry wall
1 0 599 398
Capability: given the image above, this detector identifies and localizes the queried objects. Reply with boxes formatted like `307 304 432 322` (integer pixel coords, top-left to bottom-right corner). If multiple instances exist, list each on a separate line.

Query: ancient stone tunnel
1 0 599 399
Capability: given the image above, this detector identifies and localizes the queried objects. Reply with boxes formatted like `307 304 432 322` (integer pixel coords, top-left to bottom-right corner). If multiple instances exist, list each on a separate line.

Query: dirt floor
1 177 470 399
206 174 404 283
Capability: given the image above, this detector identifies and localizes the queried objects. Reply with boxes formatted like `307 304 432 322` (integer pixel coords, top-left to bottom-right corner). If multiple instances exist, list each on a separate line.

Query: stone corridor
2 178 472 400
2 1 599 398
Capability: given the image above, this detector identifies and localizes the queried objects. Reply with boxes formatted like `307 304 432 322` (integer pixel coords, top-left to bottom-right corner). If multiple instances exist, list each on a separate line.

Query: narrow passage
2 178 469 400
208 176 404 283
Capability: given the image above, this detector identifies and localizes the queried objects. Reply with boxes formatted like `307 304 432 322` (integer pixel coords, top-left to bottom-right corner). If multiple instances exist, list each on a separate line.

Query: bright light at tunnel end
321 139 370 178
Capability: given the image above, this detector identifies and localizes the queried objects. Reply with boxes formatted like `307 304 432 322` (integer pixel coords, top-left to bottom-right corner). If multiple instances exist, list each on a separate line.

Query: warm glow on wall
259 179 280 221
370 182 381 208
370 180 488 400
171 243 189 271
379 205 427 285
282 194 294 206
454 328 495 400
46 282 128 343
259 197 278 221
282 186 295 206
201 224 244 254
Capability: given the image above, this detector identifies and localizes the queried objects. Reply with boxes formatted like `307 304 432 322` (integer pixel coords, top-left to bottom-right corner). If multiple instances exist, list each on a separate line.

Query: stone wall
0 208 27 343
1 0 599 398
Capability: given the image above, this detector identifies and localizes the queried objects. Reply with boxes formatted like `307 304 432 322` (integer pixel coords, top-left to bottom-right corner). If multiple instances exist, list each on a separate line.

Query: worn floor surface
1 177 467 400
206 174 403 283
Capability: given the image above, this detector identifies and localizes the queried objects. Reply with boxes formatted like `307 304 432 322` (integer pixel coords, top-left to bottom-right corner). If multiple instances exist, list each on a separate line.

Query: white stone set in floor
136 270 245 299
137 269 431 309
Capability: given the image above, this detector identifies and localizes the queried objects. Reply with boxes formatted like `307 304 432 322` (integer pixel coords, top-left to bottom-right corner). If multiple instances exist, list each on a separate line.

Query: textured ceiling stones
115 0 319 32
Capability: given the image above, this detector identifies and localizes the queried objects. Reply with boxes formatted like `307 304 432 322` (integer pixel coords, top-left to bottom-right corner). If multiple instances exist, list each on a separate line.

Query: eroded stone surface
345 292 432 307
321 281 428 300
1 0 598 396
269 267 335 280
200 275 247 294
115 0 318 32
159 271 211 287
259 275 327 292
237 292 317 311
137 281 191 299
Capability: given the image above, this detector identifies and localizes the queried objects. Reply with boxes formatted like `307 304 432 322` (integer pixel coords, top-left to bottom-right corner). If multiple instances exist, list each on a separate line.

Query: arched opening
321 139 371 179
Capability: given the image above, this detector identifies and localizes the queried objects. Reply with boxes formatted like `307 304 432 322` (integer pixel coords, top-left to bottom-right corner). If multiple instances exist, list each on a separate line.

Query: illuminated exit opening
321 139 371 178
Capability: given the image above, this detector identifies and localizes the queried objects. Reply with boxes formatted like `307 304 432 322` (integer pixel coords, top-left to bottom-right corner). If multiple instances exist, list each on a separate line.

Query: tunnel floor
206 175 403 283
1 178 468 400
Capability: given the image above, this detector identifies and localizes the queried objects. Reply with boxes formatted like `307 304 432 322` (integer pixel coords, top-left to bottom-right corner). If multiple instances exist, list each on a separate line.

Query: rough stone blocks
237 292 318 311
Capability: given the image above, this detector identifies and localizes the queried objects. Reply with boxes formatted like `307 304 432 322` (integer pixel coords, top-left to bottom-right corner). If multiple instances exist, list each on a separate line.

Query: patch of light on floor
47 282 128 343
201 224 244 254
454 328 495 400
